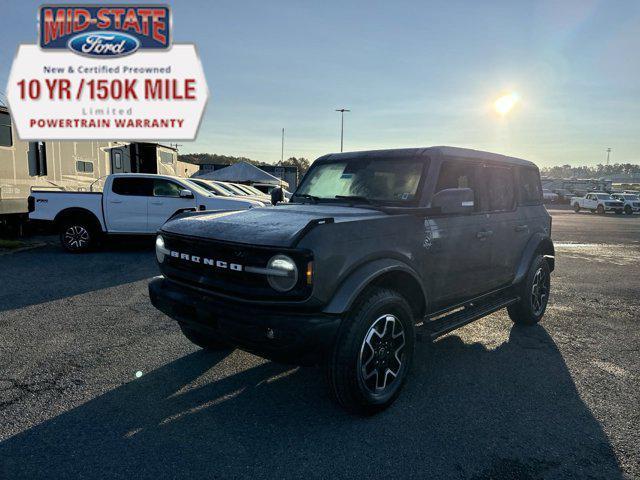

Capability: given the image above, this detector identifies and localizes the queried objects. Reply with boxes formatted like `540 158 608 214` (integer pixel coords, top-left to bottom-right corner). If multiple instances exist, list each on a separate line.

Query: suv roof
317 146 537 168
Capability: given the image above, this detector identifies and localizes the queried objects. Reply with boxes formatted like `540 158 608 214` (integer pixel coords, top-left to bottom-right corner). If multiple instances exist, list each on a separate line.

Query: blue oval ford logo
67 31 140 58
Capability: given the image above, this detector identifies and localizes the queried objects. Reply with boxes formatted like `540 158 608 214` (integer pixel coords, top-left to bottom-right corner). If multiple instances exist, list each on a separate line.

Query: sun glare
494 92 519 115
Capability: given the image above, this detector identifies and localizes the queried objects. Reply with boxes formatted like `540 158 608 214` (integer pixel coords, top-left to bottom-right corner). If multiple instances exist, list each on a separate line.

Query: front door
147 178 196 232
427 160 493 305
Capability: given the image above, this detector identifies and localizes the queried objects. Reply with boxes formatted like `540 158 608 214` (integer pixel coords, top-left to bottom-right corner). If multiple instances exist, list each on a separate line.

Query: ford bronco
149 146 554 414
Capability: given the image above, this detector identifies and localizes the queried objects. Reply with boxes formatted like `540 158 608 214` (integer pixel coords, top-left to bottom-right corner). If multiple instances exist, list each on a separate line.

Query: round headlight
155 235 168 263
267 254 298 292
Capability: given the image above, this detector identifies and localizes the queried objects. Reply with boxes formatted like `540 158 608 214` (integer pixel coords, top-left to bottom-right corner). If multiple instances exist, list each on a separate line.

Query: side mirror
179 189 194 199
431 188 475 215
270 186 284 205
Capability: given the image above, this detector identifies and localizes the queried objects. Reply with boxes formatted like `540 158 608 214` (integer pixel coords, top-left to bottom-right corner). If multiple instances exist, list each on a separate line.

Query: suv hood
161 204 385 247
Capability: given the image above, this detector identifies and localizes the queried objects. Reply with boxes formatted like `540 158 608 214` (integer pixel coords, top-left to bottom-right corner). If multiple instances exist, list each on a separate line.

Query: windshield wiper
334 195 373 204
296 193 319 204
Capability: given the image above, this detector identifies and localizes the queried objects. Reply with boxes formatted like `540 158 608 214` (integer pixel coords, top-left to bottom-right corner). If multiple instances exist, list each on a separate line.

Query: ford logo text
67 31 140 57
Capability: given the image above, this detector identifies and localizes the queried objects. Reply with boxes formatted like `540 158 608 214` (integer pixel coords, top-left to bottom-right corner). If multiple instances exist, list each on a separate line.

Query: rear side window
0 111 12 147
483 166 516 211
518 167 542 205
112 177 153 196
435 160 480 211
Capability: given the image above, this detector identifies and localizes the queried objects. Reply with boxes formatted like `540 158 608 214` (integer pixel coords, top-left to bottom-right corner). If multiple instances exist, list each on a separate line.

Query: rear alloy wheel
573 203 580 213
596 205 605 215
326 287 415 415
508 254 551 325
60 223 93 253
624 205 633 215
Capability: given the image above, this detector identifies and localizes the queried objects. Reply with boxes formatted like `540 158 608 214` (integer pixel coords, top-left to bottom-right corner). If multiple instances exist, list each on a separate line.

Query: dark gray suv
149 146 554 414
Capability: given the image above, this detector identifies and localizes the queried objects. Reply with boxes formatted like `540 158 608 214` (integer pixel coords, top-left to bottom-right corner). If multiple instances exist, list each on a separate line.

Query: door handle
476 230 494 240
514 224 528 232
109 200 122 204
150 201 163 205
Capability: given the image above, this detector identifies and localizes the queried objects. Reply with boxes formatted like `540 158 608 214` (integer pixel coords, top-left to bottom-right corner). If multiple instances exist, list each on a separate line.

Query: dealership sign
6 5 208 140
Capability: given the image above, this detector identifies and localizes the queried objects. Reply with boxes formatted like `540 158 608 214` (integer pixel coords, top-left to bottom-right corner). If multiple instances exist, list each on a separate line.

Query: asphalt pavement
0 209 638 479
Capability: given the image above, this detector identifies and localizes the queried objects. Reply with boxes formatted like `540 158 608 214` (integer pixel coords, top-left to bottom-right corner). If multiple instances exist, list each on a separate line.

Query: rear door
479 164 522 288
105 177 153 232
147 178 197 232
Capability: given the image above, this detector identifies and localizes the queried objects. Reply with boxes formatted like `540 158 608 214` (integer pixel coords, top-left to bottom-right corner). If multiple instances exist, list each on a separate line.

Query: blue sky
2 0 640 166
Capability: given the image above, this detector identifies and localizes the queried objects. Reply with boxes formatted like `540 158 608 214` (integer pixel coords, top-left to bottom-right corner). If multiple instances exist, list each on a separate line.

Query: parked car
611 193 640 215
189 178 268 204
148 146 554 414
28 174 263 252
542 189 559 203
570 192 624 214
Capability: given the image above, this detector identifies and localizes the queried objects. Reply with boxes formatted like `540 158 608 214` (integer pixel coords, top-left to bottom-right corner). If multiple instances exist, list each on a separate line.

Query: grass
0 239 25 249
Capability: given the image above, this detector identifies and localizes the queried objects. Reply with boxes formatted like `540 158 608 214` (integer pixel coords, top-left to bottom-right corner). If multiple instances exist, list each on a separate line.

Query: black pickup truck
149 146 554 414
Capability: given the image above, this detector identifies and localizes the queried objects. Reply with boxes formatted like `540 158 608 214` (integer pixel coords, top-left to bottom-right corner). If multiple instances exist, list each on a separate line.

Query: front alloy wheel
358 314 406 394
530 267 549 317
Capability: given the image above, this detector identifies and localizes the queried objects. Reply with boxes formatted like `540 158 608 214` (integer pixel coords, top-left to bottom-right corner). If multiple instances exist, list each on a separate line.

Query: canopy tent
192 161 288 188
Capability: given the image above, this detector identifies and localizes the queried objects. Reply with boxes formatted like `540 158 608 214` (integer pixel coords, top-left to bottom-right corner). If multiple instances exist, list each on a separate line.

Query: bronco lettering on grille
170 250 243 272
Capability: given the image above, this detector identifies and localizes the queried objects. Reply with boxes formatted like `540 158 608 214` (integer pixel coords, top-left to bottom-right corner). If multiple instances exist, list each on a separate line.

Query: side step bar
420 296 519 341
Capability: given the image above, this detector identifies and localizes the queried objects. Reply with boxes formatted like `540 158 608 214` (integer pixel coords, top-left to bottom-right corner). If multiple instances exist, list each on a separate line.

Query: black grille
160 233 312 301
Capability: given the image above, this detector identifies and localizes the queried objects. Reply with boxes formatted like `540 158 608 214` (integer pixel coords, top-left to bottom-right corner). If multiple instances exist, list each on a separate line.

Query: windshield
294 158 425 204
183 180 215 197
622 194 639 200
223 183 249 195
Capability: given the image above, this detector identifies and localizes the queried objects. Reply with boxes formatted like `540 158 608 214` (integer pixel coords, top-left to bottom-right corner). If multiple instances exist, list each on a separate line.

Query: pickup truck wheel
508 255 550 326
326 287 415 415
596 205 605 215
178 323 231 351
624 205 632 215
573 203 580 213
60 222 94 253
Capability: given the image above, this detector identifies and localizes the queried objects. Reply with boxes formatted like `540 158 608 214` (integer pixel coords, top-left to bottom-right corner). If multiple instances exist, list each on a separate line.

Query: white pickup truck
570 192 624 215
28 174 265 252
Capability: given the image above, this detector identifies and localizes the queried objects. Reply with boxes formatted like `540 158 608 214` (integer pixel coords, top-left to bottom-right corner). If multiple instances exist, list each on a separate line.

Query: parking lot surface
1 209 638 479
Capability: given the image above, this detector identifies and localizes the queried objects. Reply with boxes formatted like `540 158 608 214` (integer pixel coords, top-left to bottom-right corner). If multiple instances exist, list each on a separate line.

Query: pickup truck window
153 179 185 197
296 158 425 204
112 177 154 196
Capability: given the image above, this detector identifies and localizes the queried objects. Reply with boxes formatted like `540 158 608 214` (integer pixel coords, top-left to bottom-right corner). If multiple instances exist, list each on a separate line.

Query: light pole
281 128 285 163
605 147 611 166
335 108 350 152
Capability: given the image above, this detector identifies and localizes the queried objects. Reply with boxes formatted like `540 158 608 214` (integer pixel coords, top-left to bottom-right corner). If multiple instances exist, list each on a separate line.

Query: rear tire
326 287 415 415
59 221 95 253
508 255 551 326
573 203 580 213
179 323 231 351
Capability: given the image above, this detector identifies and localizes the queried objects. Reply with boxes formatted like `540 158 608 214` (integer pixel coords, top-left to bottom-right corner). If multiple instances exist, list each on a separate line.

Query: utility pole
281 128 285 163
605 147 611 166
335 108 350 152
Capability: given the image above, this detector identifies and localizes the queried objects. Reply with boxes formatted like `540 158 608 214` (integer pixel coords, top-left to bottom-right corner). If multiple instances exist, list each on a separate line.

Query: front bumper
148 276 341 365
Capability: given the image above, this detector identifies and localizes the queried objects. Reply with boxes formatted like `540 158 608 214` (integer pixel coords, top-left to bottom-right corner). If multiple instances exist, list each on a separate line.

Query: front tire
597 204 605 215
60 221 95 253
573 203 580 213
326 288 415 415
179 323 231 350
508 255 551 326
624 205 632 215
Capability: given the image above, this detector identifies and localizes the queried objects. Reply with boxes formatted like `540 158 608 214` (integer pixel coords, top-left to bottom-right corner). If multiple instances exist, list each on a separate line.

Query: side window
483 165 516 212
153 179 184 197
435 160 479 211
113 151 122 169
0 111 13 147
159 150 175 165
76 160 94 173
518 167 542 205
112 177 153 196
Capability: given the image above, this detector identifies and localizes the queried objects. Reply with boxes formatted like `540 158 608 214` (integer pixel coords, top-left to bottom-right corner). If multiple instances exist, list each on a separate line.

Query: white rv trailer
0 106 181 217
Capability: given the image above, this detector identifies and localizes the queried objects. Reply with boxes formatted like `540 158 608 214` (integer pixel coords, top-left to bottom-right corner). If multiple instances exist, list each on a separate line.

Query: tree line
540 163 640 178
178 153 311 174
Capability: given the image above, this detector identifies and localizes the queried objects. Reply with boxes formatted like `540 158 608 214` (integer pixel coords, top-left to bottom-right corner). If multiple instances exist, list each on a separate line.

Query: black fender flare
322 258 428 315
54 207 105 233
512 233 555 285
